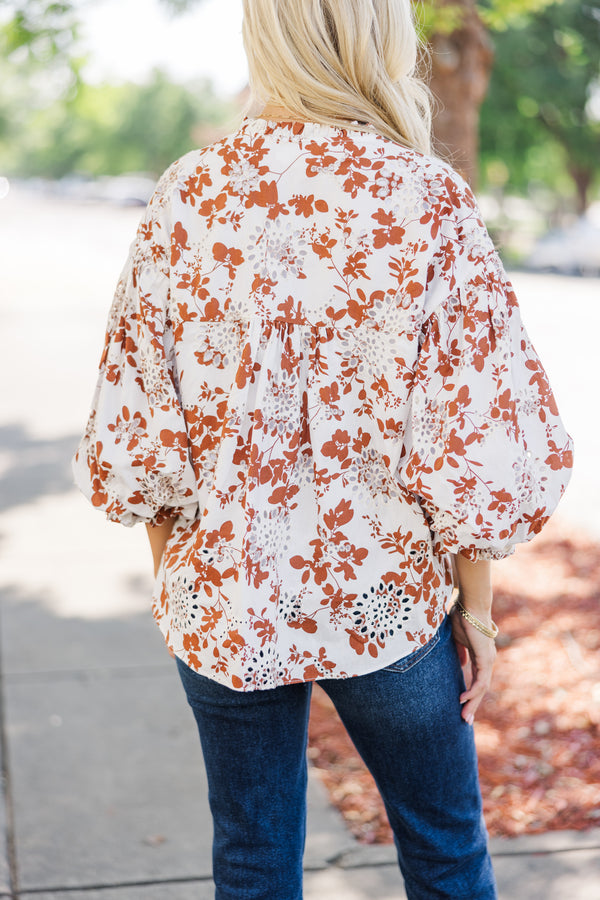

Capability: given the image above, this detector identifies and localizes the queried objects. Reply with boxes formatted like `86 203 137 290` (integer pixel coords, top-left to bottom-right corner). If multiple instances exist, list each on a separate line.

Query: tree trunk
428 0 494 188
568 163 592 216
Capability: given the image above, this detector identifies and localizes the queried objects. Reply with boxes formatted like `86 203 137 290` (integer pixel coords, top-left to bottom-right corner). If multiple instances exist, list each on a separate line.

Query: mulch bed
307 520 600 842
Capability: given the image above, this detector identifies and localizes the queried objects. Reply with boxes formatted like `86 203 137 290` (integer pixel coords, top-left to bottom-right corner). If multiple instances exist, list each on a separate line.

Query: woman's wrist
146 518 177 576
455 588 493 620
453 597 498 639
452 555 493 619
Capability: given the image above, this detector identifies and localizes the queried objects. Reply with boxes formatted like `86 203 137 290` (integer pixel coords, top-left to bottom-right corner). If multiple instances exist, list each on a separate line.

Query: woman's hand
450 605 497 725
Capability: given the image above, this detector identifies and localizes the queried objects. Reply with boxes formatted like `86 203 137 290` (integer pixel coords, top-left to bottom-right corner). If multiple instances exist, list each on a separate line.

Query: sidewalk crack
18 874 214 895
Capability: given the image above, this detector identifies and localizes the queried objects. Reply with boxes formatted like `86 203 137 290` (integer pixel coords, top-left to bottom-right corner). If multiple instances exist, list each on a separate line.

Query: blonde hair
242 0 431 154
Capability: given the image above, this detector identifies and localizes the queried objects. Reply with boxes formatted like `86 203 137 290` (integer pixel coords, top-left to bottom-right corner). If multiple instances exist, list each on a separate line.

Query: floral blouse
73 117 573 690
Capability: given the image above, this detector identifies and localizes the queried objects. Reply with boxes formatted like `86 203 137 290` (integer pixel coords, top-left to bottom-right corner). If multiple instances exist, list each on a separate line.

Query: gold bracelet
454 599 499 640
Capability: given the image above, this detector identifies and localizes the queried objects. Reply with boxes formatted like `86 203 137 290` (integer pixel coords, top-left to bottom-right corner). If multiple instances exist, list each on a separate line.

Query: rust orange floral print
73 118 573 690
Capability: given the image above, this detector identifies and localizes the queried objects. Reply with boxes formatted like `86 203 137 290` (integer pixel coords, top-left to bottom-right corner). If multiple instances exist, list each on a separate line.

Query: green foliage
480 0 600 208
0 69 232 178
0 1 231 179
413 0 564 37
0 0 78 60
0 0 84 144
477 0 563 30
414 1 464 38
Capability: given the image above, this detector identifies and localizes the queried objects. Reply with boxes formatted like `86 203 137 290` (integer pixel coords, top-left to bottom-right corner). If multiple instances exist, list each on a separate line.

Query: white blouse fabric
73 118 573 690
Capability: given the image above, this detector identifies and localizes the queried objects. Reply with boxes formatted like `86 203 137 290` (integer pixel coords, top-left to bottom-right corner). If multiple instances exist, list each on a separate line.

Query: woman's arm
451 555 497 726
146 519 176 577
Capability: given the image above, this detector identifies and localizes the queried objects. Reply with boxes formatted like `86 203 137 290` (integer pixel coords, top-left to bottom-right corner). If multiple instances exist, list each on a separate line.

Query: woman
73 1 573 897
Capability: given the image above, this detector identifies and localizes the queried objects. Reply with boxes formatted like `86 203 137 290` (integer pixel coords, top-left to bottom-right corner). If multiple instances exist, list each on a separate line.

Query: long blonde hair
242 0 431 154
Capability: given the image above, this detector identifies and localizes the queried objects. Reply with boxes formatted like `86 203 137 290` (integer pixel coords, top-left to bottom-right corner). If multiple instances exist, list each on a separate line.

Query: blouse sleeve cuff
105 499 199 528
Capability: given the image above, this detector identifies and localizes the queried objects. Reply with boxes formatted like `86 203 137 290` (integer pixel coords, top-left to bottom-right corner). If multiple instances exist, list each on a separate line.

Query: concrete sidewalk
1 187 599 898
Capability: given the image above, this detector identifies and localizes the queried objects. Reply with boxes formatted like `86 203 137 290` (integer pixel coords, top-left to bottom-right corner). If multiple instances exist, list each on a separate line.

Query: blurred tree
417 1 565 186
420 1 494 185
0 68 229 177
0 1 83 144
0 1 232 179
0 0 78 60
480 0 600 213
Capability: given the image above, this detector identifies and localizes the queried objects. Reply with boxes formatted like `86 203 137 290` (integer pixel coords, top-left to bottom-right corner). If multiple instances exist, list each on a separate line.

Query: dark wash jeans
175 615 497 900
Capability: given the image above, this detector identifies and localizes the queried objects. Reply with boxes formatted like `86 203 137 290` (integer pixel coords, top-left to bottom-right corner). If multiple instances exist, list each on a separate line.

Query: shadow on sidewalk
0 424 80 514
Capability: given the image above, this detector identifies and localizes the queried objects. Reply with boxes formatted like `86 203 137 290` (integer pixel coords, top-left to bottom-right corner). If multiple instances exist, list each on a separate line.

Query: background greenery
480 0 600 214
0 0 232 177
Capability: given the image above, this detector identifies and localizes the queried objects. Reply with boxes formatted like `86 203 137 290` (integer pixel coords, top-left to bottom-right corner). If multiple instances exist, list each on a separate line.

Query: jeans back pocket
381 615 449 674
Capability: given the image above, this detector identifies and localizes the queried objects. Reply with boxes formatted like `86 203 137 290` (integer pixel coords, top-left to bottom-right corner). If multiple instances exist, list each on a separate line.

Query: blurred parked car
527 217 600 277
89 175 157 206
46 173 157 206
